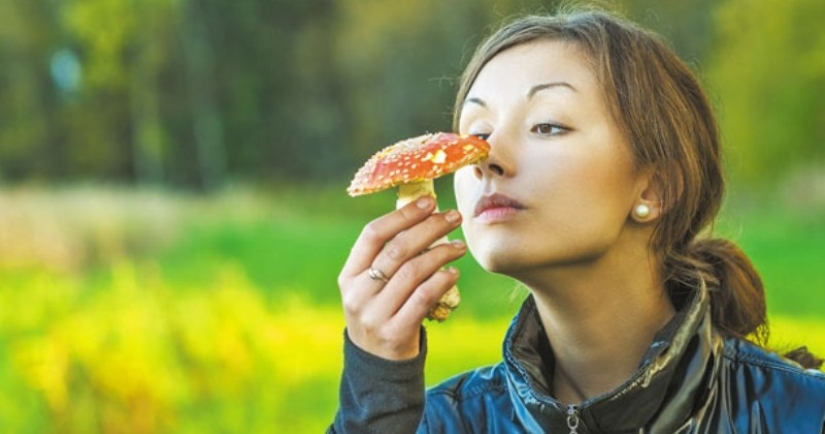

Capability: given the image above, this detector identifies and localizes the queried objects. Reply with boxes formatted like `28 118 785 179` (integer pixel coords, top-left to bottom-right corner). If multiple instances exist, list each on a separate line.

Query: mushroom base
428 286 461 322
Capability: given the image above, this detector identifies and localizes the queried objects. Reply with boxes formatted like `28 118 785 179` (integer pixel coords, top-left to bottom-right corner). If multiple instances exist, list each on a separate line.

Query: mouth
473 193 525 221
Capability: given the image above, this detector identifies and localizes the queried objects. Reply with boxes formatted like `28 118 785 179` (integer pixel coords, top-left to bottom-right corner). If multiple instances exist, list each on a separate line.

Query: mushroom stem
396 180 435 208
396 180 461 321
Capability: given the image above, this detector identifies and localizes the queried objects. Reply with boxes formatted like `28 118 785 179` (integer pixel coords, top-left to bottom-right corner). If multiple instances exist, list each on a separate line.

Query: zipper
566 404 580 434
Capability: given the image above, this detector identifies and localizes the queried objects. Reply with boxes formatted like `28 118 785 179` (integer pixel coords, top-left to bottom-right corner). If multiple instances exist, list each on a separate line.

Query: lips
473 193 525 218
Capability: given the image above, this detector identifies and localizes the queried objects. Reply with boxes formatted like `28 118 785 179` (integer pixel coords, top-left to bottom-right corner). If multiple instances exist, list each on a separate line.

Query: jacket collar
502 282 723 432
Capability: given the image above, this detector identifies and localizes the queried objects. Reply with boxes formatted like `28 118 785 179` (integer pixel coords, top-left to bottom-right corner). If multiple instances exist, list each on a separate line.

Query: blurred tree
187 0 351 184
177 0 226 190
128 0 175 186
708 0 825 185
0 0 63 180
0 0 819 188
286 0 351 180
61 0 140 180
623 0 716 62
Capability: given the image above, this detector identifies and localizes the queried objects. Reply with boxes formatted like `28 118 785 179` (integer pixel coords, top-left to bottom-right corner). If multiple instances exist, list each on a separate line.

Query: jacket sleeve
328 328 428 434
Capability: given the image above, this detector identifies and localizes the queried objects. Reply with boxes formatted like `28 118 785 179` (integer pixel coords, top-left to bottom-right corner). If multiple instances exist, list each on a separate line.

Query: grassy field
0 184 823 432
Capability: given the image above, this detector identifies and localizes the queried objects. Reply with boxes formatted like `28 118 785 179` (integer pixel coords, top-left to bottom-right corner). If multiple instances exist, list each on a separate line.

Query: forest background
1 0 823 432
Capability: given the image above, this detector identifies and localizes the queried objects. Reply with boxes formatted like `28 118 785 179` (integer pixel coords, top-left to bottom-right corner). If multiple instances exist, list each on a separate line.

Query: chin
478 258 518 276
468 237 528 275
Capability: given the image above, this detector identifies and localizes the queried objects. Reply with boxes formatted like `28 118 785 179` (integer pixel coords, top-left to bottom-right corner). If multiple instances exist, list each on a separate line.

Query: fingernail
446 266 459 275
417 196 433 209
451 239 466 249
445 210 461 223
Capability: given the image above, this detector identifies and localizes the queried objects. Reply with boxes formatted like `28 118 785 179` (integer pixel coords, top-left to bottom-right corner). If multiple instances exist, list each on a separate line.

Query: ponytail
669 238 767 342
667 238 823 370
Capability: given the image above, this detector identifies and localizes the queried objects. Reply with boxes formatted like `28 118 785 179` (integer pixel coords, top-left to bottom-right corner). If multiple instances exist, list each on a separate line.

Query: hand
338 196 467 360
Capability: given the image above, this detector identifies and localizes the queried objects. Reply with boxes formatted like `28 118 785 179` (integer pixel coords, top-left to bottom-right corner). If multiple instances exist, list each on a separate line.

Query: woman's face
454 39 647 280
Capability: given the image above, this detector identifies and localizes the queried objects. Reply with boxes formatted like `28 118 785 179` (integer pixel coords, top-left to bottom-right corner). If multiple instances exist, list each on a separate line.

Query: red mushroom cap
347 133 490 196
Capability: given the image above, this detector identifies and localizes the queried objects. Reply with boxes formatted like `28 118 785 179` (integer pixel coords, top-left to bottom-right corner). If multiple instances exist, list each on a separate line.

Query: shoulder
420 363 512 431
723 336 825 385
426 362 509 404
721 336 825 427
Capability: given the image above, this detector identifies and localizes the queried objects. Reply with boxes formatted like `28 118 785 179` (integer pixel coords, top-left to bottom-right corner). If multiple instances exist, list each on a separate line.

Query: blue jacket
331 285 825 433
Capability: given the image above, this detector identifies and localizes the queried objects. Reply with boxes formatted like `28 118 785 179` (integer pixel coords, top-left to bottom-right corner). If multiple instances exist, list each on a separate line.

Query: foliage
708 0 825 185
0 261 509 432
2 262 335 432
3 0 819 189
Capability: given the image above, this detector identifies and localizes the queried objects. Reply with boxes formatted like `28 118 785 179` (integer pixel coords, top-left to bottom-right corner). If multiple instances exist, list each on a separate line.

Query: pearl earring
634 204 651 219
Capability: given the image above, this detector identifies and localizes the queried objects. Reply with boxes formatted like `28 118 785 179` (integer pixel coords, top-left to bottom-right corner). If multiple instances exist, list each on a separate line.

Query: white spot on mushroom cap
432 150 446 164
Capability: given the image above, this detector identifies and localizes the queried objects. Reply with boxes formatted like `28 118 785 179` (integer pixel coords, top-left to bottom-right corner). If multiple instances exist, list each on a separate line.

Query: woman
330 7 825 433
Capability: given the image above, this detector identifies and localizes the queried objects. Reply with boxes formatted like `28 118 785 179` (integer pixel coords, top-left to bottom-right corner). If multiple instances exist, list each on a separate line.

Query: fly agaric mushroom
348 132 490 321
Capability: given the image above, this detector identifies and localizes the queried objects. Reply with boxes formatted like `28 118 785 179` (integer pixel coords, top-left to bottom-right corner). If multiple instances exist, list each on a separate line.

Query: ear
630 167 665 223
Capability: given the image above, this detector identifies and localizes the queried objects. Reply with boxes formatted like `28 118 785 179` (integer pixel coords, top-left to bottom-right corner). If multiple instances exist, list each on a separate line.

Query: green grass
717 206 825 320
1 184 822 432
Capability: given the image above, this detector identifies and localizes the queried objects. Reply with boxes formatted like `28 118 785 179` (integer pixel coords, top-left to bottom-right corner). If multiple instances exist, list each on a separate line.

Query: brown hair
453 7 821 369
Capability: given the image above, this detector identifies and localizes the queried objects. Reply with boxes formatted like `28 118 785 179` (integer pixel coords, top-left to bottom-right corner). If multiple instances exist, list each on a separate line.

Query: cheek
453 168 478 215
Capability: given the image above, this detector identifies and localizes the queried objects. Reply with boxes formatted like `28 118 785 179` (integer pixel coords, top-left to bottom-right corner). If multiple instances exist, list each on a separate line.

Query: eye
531 123 568 136
471 132 491 141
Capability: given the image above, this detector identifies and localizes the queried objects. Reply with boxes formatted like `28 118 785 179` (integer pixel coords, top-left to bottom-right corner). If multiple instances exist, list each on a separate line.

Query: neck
521 249 675 405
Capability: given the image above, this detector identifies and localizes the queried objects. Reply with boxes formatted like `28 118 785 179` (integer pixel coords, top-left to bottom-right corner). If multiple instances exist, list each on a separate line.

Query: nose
473 133 512 180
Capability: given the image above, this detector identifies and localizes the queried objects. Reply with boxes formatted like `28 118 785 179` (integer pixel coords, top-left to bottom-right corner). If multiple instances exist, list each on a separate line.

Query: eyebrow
528 82 576 99
463 81 576 108
463 97 486 108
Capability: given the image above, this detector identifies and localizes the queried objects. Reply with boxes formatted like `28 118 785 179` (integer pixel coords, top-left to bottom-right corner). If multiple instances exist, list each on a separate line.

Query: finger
345 238 465 320
340 196 436 278
371 209 463 281
391 267 461 327
370 239 467 320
